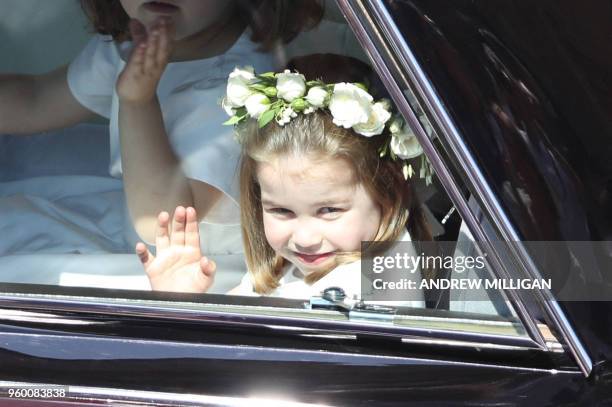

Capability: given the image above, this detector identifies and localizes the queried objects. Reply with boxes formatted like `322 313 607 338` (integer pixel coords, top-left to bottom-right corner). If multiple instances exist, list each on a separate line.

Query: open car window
0 0 579 360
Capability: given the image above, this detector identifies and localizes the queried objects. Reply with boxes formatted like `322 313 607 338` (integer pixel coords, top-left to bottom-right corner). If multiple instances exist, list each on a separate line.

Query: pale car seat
450 196 515 317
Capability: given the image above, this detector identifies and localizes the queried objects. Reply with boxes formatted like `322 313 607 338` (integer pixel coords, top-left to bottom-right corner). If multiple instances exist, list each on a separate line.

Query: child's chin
295 258 337 277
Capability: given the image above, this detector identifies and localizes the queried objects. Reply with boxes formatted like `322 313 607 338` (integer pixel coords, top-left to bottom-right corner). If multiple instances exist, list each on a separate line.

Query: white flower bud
305 86 328 108
276 70 306 102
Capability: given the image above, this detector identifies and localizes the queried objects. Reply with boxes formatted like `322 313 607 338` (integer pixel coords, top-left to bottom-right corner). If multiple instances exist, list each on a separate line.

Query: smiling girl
138 58 430 302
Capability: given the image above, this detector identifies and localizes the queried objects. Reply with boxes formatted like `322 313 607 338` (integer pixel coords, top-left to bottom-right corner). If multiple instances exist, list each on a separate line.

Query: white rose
329 83 373 129
276 70 306 102
226 66 255 107
353 101 392 137
390 125 424 159
305 86 328 108
244 93 270 119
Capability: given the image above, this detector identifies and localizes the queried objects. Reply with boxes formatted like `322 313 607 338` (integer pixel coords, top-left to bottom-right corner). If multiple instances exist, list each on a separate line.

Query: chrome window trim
334 0 591 376
0 293 538 349
0 333 569 372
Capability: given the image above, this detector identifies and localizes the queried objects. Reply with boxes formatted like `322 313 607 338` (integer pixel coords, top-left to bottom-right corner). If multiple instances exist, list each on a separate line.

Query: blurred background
0 0 91 74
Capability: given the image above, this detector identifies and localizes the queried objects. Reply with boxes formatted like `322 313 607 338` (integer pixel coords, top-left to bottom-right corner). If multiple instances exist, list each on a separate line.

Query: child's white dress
66 31 274 255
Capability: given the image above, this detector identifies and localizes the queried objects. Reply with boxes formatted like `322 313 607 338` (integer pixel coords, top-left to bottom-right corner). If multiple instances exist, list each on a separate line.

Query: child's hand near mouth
116 17 175 104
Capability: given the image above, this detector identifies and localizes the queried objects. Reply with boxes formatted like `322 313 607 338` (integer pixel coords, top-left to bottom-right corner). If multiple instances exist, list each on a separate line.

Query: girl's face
257 154 382 276
119 0 235 40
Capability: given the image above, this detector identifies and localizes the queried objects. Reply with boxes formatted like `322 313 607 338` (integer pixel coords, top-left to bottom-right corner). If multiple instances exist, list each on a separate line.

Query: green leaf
257 77 275 87
249 83 268 91
259 72 276 79
354 82 369 92
274 106 283 120
223 115 244 126
258 109 276 128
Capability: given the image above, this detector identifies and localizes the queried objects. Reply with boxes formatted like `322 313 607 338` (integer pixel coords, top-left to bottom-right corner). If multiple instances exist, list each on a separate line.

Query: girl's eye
318 207 343 215
267 207 294 216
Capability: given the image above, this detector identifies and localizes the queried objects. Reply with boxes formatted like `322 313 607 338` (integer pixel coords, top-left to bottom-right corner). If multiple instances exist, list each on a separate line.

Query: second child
0 0 323 252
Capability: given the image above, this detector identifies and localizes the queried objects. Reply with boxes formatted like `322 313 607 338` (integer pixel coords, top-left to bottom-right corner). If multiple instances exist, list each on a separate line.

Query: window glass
0 0 532 340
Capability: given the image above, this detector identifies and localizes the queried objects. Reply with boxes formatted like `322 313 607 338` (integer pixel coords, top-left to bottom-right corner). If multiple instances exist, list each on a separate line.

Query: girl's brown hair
79 0 324 46
240 112 432 294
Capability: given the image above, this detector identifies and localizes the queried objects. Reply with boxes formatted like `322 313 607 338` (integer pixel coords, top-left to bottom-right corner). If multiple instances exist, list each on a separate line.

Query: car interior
0 0 519 325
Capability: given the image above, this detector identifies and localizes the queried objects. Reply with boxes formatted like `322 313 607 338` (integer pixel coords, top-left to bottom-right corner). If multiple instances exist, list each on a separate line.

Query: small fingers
155 211 171 252
200 257 216 277
129 42 147 75
170 206 186 246
144 28 160 73
184 207 200 248
156 19 173 65
135 242 155 269
129 19 147 45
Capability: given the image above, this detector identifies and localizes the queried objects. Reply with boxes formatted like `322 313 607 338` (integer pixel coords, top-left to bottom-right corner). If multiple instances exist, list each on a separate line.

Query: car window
0 0 554 347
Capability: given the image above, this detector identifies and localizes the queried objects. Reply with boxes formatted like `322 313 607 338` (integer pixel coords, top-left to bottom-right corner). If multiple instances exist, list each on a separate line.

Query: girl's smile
257 154 382 276
292 251 335 265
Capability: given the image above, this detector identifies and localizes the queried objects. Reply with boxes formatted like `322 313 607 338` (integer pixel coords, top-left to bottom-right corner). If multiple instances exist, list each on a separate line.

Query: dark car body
1 0 611 405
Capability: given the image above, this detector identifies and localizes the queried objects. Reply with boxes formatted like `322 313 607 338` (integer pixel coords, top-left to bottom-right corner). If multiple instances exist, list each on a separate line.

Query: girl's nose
291 223 322 251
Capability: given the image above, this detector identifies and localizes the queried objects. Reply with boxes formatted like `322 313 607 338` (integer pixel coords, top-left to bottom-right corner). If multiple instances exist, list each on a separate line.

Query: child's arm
116 18 222 243
137 206 216 293
0 65 97 135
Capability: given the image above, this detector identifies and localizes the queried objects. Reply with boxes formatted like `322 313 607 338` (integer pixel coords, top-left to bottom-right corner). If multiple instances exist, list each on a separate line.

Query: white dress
66 32 275 254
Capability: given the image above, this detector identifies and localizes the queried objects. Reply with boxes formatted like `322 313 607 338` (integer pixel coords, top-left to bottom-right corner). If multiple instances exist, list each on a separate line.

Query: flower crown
222 66 433 183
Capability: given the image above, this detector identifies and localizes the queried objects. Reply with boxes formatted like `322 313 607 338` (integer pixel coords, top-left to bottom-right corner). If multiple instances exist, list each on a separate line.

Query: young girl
138 59 431 302
0 0 323 249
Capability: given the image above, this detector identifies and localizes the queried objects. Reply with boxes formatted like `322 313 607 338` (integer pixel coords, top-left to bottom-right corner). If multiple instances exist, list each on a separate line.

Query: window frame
334 0 591 376
0 281 554 352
